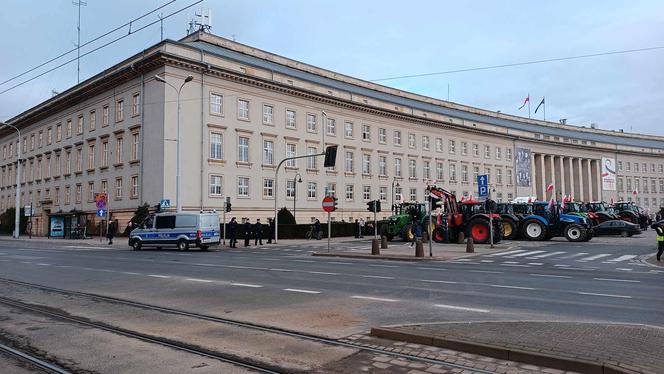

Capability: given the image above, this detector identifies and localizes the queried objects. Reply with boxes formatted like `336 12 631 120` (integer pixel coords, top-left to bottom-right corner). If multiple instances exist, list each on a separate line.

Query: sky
1 0 663 135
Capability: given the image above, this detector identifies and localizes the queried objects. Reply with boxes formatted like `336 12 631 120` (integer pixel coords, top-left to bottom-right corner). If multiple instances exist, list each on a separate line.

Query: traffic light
374 200 381 213
323 145 338 168
367 200 375 212
225 197 232 212
333 196 338 211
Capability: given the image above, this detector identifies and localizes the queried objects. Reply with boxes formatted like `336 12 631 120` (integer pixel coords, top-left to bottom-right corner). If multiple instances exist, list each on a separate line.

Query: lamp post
391 178 400 214
293 173 302 220
155 74 193 213
1 122 22 238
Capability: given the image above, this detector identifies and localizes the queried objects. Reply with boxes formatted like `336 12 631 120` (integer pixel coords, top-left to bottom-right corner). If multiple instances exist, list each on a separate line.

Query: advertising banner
49 216 64 237
601 157 616 191
515 148 532 187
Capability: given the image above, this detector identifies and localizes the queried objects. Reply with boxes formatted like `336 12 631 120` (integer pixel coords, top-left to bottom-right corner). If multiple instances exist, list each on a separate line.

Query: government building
1 31 664 236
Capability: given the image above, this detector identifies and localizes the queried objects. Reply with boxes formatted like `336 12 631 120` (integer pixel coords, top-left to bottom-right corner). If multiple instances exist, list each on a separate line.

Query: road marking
503 261 519 264
616 268 633 271
416 267 449 271
36 263 51 266
529 251 567 259
261 258 281 261
148 274 170 278
433 304 490 313
469 270 503 274
186 278 214 283
328 261 353 265
500 264 531 267
605 255 637 263
307 271 339 275
369 264 399 268
527 262 544 266
222 265 269 270
231 283 263 288
479 260 494 263
529 274 572 279
554 264 570 267
270 268 295 272
283 288 321 294
490 284 535 290
293 260 315 263
593 278 640 283
577 254 611 261
559 252 588 259
20 261 33 264
578 292 632 299
487 249 526 257
122 271 140 275
561 267 596 271
509 250 546 258
420 279 457 284
361 275 394 279
351 295 399 302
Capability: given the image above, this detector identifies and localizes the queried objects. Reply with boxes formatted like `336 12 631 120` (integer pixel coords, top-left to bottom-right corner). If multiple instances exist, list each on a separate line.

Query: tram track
0 277 500 374
0 342 73 374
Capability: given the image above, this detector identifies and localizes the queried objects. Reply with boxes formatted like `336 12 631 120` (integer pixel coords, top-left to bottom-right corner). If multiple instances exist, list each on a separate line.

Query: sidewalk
371 321 664 374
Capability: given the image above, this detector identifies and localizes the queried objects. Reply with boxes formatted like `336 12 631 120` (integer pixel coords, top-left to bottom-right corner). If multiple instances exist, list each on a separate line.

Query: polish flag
518 95 530 110
546 183 555 192
527 197 532 203
561 195 567 210
547 197 555 211
632 190 638 196
436 208 442 225
460 196 466 202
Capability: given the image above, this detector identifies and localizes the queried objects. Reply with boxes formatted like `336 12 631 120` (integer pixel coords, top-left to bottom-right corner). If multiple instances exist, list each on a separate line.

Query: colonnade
531 153 602 201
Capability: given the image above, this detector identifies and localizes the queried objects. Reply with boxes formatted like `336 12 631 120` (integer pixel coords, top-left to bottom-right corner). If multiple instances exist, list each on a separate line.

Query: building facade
2 31 664 236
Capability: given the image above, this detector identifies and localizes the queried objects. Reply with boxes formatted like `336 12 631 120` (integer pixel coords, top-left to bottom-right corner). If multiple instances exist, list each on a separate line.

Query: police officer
254 218 263 246
243 219 252 247
653 222 664 261
228 217 238 248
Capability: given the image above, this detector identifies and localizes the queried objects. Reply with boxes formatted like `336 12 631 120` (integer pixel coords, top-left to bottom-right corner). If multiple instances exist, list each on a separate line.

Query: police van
128 212 221 251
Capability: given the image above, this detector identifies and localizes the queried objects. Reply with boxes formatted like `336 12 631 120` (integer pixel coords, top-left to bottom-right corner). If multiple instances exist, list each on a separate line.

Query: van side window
176 215 197 228
155 216 176 229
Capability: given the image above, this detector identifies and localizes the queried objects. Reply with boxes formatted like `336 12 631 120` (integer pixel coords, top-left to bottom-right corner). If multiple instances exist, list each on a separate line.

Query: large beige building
2 31 664 236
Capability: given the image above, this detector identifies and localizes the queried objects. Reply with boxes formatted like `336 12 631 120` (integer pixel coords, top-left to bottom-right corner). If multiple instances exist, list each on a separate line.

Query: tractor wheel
521 219 547 241
467 219 491 244
501 218 518 240
564 224 587 242
493 222 504 243
401 224 414 242
432 226 447 243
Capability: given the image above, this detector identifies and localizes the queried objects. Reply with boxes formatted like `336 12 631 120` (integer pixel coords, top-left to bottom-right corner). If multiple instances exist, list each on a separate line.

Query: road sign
477 174 489 198
160 199 171 209
95 193 107 209
24 206 32 217
97 209 106 217
322 196 335 212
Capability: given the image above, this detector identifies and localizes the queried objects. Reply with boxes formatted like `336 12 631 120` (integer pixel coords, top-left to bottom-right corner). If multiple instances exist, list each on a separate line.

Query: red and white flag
547 197 555 211
561 195 567 210
546 183 555 192
460 196 466 202
518 95 530 110
527 197 532 203
436 208 442 225
632 190 638 196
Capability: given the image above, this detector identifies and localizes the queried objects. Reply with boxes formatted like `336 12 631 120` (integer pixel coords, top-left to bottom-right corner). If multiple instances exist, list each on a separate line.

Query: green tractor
383 202 428 241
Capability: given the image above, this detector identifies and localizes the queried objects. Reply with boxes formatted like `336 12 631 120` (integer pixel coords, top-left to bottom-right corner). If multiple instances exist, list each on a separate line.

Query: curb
312 252 442 261
370 327 638 374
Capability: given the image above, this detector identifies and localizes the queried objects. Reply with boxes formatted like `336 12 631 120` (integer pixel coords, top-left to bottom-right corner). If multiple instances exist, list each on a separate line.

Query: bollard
372 239 380 255
457 231 465 244
466 236 475 253
422 232 428 244
415 239 424 257
381 235 388 249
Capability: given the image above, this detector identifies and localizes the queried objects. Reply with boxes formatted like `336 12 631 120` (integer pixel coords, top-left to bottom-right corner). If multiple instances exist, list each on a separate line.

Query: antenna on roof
72 0 87 83
186 8 212 35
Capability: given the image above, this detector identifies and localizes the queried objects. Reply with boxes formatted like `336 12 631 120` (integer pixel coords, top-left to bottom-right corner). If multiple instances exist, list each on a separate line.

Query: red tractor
427 186 503 244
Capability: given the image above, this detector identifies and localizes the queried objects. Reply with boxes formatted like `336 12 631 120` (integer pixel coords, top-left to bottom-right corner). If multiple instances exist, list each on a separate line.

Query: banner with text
601 157 616 191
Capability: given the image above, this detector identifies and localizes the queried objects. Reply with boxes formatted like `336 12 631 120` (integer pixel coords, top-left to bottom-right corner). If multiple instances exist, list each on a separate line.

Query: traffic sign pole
327 211 331 252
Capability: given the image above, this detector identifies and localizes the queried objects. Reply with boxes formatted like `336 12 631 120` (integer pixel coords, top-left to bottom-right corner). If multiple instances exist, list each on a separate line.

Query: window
496 168 503 185
286 143 297 167
423 161 431 179
30 134 35 150
64 151 71 174
131 132 140 161
54 153 61 176
422 136 430 150
102 106 109 126
395 158 402 177
495 147 502 159
116 99 124 122
325 183 336 197
652 179 657 193
362 154 371 175
263 178 274 198
379 186 387 201
618 161 623 171
506 148 512 161
66 120 72 138
38 132 43 148
263 140 274 165
47 127 52 144
286 110 296 128
238 99 249 119
210 93 223 115
115 137 123 164
449 140 456 154
64 186 70 204
436 162 444 180
409 159 417 179
626 177 632 192
307 147 317 169
87 144 95 169
362 124 371 140
131 176 139 198
395 186 402 203
363 185 371 200
410 188 417 201
77 116 83 134
345 184 354 200
286 180 295 198
75 184 82 203
460 142 467 155
307 114 317 132
238 177 249 197
379 128 387 143
379 156 387 176
101 180 108 194
643 178 649 193
408 133 416 148
87 182 95 201
115 177 123 199
436 138 443 152
449 164 457 182
617 177 624 192
484 145 491 159
155 216 176 230
132 93 140 116
394 130 401 145
326 118 336 135
642 163 647 172
659 164 663 173
45 157 51 178
635 178 640 192
461 165 468 183
635 163 640 172
56 124 62 142
89 111 96 130
626 162 631 172
484 167 491 183
54 187 60 205
238 137 249 162
651 164 656 173
101 140 109 168
507 169 513 185
344 121 353 138
209 175 223 196
307 182 317 198
262 104 273 124
345 151 354 173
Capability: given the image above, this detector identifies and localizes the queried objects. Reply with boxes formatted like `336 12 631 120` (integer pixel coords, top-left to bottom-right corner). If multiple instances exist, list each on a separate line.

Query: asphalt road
0 231 661 338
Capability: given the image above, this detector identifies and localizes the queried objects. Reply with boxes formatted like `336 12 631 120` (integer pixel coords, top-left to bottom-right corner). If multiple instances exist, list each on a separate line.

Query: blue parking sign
477 174 489 198
97 209 106 217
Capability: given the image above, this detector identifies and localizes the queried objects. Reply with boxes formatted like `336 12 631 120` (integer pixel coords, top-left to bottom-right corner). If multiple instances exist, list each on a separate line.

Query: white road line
577 254 611 261
562 267 596 271
351 295 399 302
122 271 140 275
328 261 353 265
490 284 535 290
262 258 281 261
527 263 544 266
529 274 572 279
416 267 449 271
469 270 503 274
293 260 315 263
454 259 472 262
36 263 51 266
503 261 519 264
361 275 394 279
307 271 339 275
593 278 640 283
148 274 170 278
420 279 457 284
487 249 527 257
222 265 269 270
57 265 74 268
510 250 546 258
20 261 33 264
231 283 263 288
500 264 531 267
269 268 295 272
605 255 637 263
559 252 588 259
433 304 490 313
283 288 321 294
479 260 494 263
554 264 570 267
616 268 633 271
530 251 567 259
369 264 399 268
186 278 214 283
578 292 632 299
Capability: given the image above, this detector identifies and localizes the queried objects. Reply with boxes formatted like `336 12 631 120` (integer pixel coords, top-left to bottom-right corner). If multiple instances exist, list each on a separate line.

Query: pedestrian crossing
477 249 640 266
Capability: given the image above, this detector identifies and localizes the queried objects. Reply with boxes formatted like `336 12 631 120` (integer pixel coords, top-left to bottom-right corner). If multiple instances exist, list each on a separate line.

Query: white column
586 159 593 201
531 152 537 197
539 153 546 200
558 156 566 198
576 158 584 201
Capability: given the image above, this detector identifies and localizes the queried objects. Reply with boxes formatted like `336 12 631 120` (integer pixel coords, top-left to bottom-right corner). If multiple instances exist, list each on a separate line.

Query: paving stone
372 355 391 363
407 370 429 374
372 362 392 369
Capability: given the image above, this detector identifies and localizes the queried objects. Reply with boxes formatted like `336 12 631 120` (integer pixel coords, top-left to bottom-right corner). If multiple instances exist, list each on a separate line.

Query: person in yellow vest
653 222 664 261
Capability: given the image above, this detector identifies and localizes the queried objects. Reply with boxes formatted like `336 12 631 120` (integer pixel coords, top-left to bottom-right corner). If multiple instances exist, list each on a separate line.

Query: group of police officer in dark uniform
226 217 275 248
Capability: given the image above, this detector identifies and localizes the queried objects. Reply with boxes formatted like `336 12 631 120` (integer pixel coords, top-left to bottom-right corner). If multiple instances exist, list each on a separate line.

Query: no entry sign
322 196 335 213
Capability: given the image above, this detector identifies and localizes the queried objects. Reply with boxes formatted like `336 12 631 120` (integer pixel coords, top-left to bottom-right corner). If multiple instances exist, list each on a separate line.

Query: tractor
561 201 600 226
383 202 428 241
612 201 650 230
496 202 526 240
584 201 620 224
520 201 593 242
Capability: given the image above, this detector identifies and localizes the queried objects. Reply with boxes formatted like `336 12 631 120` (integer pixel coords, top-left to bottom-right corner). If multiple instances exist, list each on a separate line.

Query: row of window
1 93 140 161
617 160 664 174
617 177 664 194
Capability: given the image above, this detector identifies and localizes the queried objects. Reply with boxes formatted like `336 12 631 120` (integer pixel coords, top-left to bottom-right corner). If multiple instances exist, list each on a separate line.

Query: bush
0 208 29 235
277 207 296 225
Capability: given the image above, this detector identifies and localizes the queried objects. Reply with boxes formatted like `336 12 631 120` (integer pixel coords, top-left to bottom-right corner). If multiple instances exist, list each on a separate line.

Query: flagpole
543 96 546 121
528 93 531 119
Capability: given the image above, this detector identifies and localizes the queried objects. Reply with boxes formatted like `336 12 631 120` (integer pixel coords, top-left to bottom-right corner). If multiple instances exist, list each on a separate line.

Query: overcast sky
1 0 663 135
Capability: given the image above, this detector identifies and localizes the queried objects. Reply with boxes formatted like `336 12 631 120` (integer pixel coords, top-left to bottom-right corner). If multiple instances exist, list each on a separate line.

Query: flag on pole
546 183 555 192
518 94 530 110
632 189 638 196
561 195 567 210
534 97 545 113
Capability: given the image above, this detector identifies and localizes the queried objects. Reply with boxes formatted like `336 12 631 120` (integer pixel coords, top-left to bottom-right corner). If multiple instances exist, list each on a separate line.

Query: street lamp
391 177 400 215
155 74 193 213
1 122 22 238
293 173 302 220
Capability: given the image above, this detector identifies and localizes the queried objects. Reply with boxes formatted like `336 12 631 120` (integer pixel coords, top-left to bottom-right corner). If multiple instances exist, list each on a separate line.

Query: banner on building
515 148 532 187
49 216 64 237
601 157 616 191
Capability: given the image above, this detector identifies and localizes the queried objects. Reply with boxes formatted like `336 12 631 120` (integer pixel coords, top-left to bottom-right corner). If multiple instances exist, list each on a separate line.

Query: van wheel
177 239 189 251
132 240 142 251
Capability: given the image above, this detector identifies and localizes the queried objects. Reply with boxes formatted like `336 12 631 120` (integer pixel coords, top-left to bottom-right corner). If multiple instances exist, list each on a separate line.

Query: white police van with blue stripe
129 212 221 251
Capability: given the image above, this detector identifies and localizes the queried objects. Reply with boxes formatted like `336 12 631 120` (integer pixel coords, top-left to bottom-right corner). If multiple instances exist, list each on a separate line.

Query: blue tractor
520 201 593 242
